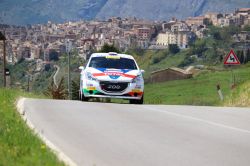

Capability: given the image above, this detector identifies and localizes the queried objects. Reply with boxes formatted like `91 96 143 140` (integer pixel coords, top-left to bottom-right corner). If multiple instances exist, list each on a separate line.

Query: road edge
16 97 78 166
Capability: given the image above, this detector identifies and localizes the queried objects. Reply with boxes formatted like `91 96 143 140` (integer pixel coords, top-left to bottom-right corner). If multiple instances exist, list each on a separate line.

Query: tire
79 90 82 100
129 95 144 104
79 90 89 101
129 99 135 104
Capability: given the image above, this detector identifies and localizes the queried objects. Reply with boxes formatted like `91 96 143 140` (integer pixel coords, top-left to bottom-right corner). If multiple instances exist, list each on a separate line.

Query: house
171 22 190 32
135 27 152 40
235 8 250 15
217 17 234 27
204 12 220 26
186 16 205 26
156 31 194 49
234 31 250 42
150 67 192 83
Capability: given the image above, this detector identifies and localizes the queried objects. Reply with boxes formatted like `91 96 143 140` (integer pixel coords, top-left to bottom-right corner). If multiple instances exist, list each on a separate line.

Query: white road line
144 106 250 134
16 98 77 166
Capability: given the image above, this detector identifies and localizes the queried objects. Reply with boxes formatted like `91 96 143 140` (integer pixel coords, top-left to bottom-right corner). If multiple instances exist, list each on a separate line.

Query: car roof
90 52 135 60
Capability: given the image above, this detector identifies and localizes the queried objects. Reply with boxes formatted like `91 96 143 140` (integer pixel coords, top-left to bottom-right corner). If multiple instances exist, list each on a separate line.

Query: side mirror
79 66 85 70
140 69 145 74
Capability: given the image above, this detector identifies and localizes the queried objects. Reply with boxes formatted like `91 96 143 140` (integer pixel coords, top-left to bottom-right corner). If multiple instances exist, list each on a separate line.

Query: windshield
88 57 138 70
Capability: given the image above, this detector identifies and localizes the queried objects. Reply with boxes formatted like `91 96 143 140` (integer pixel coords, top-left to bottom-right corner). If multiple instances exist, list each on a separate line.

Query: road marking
144 106 250 134
16 98 77 166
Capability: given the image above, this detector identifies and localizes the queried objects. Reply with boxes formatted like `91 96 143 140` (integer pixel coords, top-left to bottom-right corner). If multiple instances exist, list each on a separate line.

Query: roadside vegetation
0 88 64 166
144 64 250 105
224 80 250 107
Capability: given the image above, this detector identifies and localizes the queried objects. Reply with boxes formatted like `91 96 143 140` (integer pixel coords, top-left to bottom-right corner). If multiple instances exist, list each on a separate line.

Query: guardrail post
216 84 224 101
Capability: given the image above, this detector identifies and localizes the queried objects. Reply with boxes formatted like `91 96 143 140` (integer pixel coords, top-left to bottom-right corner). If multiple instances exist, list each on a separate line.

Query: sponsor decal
92 68 136 79
87 87 96 90
132 89 141 93
84 89 100 95
135 85 142 89
105 55 120 59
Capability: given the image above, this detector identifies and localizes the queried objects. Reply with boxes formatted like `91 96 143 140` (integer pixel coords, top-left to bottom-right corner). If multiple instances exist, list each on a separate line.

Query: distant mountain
0 0 108 25
96 0 250 20
0 0 250 25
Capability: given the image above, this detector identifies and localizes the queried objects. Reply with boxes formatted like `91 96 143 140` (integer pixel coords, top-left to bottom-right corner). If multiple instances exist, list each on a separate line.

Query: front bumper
82 80 144 100
85 94 142 100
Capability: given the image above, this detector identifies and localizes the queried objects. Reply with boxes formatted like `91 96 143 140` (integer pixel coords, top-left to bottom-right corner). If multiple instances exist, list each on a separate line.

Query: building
135 27 152 40
204 12 220 26
171 22 190 32
150 67 192 83
244 17 250 26
30 46 41 59
156 31 194 49
235 8 250 15
217 17 234 27
186 16 205 26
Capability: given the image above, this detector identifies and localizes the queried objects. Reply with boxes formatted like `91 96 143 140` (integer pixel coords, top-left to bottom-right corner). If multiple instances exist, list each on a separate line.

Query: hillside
0 89 64 165
144 64 250 105
0 0 250 25
96 0 250 20
0 0 107 25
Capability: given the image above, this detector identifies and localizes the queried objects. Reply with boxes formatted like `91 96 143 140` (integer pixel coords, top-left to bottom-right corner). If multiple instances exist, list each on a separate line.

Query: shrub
169 44 180 54
44 77 68 99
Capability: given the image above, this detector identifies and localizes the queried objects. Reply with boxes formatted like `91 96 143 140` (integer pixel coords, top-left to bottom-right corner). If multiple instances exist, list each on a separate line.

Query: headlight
132 75 142 83
86 72 97 81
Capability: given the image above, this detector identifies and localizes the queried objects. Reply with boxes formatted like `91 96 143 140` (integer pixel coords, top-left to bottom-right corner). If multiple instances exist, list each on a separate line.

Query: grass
144 65 250 106
134 50 186 79
224 80 250 107
0 88 64 166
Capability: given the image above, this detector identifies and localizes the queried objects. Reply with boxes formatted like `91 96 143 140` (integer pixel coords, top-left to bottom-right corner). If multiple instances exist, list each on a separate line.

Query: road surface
19 98 250 166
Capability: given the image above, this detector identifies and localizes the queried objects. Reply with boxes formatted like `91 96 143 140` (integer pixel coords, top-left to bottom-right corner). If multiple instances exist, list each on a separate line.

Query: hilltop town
0 8 250 69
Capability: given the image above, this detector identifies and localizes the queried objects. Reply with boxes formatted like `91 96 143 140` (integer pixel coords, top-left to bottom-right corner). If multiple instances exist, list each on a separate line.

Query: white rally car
79 52 144 104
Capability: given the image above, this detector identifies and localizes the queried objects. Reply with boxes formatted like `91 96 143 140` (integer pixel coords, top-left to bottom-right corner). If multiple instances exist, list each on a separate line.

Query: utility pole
27 75 30 92
68 50 71 100
65 39 72 100
0 31 6 87
3 38 6 87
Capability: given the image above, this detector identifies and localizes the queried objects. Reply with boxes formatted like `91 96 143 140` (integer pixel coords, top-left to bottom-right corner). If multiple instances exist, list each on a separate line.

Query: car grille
100 81 128 93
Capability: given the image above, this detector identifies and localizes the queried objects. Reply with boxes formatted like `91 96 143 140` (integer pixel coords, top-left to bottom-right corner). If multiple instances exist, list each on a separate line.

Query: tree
213 31 222 40
71 78 80 100
236 50 244 64
99 43 120 53
247 49 250 62
168 44 180 54
243 25 250 31
151 57 160 64
44 64 51 71
192 39 206 57
49 50 59 61
44 77 67 99
203 18 212 26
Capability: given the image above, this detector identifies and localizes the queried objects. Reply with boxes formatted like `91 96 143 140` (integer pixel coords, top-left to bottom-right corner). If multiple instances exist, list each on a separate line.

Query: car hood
86 68 140 82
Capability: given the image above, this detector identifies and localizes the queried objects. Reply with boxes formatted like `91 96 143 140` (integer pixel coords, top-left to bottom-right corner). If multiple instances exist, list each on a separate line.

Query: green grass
224 80 250 107
144 65 250 106
134 50 186 79
0 88 64 166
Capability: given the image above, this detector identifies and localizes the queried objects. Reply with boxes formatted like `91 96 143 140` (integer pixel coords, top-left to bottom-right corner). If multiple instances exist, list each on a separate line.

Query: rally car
79 52 144 104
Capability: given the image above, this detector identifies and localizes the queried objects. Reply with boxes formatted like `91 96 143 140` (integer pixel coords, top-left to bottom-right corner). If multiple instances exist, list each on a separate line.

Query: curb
16 98 78 166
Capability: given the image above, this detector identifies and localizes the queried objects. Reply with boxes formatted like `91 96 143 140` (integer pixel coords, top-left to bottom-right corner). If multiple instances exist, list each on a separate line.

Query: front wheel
129 95 143 104
79 90 89 101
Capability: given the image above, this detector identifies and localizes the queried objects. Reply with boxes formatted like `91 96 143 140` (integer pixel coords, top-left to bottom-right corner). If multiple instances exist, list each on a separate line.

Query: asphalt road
20 98 250 166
